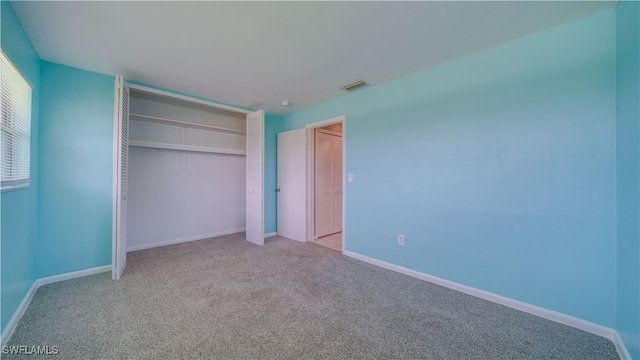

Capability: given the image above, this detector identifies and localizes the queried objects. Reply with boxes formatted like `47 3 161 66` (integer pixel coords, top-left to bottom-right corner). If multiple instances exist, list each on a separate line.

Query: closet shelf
130 113 246 135
130 140 246 156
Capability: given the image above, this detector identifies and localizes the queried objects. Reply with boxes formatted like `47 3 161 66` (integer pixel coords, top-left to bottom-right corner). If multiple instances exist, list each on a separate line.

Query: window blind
1 49 32 190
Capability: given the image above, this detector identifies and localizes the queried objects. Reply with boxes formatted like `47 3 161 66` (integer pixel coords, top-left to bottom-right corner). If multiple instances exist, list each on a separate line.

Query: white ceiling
11 1 614 115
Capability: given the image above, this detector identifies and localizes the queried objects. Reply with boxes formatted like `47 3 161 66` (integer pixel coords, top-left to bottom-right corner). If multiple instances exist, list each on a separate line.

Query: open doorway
305 117 345 253
312 123 343 252
276 116 345 251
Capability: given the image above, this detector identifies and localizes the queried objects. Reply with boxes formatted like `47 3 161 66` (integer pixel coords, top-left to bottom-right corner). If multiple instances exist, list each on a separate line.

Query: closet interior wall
127 90 247 251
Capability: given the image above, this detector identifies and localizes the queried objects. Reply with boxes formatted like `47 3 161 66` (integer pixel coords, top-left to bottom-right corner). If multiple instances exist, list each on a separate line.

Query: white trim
0 282 38 348
0 265 110 348
127 83 251 115
129 140 246 156
612 331 632 360
307 127 315 242
343 250 628 358
341 120 346 253
127 229 246 252
305 116 345 129
303 115 346 248
264 232 277 238
38 266 111 287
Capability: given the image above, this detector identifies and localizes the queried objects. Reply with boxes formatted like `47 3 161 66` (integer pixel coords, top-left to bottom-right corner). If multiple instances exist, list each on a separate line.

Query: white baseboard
343 250 629 359
264 232 277 238
127 228 246 252
37 265 111 287
0 265 110 348
0 281 38 348
1 249 631 360
612 331 633 360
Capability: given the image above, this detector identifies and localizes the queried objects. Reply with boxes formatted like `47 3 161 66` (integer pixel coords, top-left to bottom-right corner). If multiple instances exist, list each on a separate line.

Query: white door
315 131 343 238
246 110 264 245
277 129 307 242
112 76 129 280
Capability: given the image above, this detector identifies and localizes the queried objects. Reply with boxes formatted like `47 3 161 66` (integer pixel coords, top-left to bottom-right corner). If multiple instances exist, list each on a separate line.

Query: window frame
1 48 33 192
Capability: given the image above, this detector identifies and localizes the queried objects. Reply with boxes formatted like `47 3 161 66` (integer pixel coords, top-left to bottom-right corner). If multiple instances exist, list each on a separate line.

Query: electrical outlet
398 234 405 245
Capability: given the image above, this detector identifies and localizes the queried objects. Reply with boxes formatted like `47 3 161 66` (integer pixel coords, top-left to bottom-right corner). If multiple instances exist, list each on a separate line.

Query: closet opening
112 78 263 279
126 88 248 253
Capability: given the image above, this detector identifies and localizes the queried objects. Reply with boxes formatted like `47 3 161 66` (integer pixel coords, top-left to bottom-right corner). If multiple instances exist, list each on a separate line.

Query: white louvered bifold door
246 110 264 245
112 76 130 280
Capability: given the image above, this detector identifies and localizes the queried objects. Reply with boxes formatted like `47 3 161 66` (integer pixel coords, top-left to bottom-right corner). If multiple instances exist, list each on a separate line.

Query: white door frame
305 116 346 252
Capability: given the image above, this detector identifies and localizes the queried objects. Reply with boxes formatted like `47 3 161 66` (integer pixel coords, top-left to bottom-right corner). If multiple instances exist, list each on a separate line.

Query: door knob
276 188 281 192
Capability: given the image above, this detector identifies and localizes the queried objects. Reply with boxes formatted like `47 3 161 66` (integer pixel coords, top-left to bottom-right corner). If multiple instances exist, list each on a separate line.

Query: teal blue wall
282 10 617 327
264 113 283 234
38 62 114 278
616 2 640 358
0 2 635 353
0 1 40 334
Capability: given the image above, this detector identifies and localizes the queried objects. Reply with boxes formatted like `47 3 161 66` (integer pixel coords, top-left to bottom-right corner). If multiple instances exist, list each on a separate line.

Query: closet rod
130 113 246 134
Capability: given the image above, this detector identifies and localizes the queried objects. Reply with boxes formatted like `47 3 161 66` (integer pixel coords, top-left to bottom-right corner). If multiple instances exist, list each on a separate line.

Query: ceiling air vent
342 80 368 92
